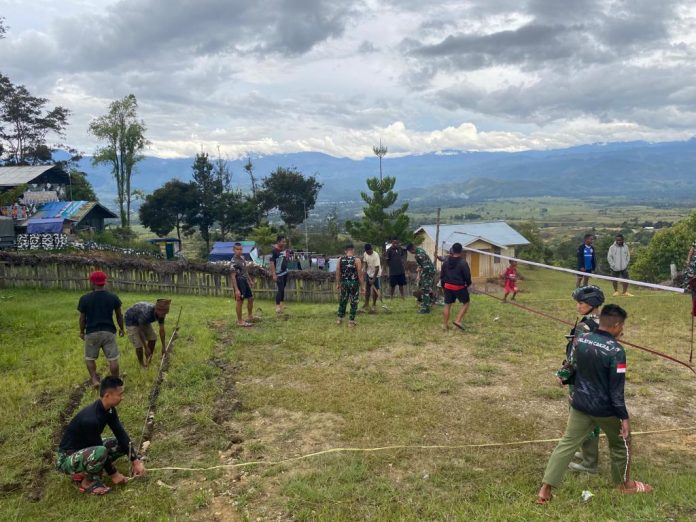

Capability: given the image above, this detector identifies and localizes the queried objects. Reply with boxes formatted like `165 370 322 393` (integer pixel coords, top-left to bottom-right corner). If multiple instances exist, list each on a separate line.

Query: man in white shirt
607 234 632 297
362 243 382 313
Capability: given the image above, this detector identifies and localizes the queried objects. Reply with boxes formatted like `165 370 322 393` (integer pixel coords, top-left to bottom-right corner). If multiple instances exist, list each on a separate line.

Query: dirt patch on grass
27 378 90 501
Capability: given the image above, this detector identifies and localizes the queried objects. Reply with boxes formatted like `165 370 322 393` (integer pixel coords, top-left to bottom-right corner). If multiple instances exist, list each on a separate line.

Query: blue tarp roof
27 217 64 234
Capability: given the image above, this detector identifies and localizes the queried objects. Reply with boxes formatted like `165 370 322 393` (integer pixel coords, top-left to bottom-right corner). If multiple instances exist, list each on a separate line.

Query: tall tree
139 180 198 240
258 166 322 231
218 191 257 240
0 73 70 165
372 140 388 181
345 176 411 250
89 94 147 228
187 153 218 251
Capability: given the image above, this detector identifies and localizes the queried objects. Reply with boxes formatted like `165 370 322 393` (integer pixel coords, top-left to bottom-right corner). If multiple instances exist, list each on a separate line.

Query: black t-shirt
387 246 406 276
271 247 288 277
77 290 122 334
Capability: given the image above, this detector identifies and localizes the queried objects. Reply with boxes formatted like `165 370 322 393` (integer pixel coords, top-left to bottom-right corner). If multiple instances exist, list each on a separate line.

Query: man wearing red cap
78 271 125 388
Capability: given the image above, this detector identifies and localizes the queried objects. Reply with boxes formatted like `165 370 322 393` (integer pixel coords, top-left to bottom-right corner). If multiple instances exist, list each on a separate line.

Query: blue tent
26 218 65 234
208 241 258 262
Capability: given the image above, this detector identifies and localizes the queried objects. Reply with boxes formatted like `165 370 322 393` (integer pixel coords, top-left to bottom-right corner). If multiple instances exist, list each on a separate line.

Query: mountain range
76 139 696 208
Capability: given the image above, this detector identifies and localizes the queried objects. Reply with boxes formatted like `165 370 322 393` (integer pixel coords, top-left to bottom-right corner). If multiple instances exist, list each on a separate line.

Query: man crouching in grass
56 377 145 495
536 305 652 504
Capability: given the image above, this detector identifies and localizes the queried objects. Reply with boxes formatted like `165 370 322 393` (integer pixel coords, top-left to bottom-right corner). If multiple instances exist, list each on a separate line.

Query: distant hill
76 139 696 207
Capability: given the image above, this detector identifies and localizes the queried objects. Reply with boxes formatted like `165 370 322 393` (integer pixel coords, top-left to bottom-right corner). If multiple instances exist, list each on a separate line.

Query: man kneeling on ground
56 376 145 495
125 299 171 367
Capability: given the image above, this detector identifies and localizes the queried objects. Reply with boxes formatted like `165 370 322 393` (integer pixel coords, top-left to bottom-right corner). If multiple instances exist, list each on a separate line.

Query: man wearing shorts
386 238 408 299
607 234 633 296
78 271 125 388
362 243 382 313
231 242 255 327
441 243 472 331
124 299 170 368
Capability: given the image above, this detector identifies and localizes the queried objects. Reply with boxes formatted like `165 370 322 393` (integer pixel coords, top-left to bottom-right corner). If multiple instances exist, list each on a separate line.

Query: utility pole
303 202 309 256
433 208 441 270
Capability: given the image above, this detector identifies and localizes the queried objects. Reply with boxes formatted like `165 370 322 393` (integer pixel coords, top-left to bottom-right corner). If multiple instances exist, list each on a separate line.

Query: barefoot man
124 299 171 367
441 243 472 331
230 242 256 327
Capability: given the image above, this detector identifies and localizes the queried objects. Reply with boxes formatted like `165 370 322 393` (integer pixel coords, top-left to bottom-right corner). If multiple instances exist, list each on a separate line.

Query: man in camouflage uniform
336 244 365 326
407 243 435 314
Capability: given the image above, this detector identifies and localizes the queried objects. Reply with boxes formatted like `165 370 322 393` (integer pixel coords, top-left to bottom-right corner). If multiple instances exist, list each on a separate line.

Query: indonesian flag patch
616 363 627 374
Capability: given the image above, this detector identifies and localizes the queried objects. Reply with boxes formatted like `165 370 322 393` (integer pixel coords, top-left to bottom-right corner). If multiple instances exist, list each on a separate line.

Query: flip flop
619 481 653 494
237 322 253 328
79 480 111 496
453 322 465 331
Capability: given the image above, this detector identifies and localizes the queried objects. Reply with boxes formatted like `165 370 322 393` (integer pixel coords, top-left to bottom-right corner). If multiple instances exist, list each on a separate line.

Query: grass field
1 268 695 521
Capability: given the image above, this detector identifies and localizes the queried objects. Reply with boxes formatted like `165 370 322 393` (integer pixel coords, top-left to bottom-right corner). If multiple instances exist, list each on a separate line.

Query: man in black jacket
576 234 596 287
441 242 472 331
536 305 653 504
56 377 145 495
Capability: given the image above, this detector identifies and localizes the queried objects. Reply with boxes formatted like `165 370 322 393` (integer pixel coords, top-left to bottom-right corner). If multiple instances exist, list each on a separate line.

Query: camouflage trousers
419 270 435 312
56 438 124 480
338 281 360 321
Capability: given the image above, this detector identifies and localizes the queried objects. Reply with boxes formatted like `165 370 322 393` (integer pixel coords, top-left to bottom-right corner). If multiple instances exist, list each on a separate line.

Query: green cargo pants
542 407 629 487
56 437 124 480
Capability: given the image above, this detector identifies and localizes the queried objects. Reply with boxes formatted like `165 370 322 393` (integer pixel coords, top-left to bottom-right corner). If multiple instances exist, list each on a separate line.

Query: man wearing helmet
556 285 604 474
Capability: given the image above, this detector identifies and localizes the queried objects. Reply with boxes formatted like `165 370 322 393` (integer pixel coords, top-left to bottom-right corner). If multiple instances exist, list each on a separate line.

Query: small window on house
493 246 501 263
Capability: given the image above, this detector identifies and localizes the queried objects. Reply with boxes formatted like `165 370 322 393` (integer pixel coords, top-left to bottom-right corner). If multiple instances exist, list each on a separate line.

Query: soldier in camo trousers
336 244 365 327
407 244 436 314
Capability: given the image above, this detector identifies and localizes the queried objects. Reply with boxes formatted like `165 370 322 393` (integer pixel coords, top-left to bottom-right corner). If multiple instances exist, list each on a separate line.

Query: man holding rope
537 304 653 504
56 376 145 495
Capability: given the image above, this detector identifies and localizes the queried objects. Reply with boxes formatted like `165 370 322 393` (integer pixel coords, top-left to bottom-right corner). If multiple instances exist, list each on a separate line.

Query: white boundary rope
146 425 696 473
460 245 686 294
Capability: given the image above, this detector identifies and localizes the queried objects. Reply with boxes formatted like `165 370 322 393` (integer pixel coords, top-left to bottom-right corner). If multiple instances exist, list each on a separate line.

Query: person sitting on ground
336 243 365 327
576 234 596 288
501 260 519 303
536 304 652 504
407 243 436 314
56 376 145 496
124 299 171 368
556 285 605 475
78 271 125 388
386 238 408 299
441 242 472 331
230 242 256 327
608 234 633 296
362 243 382 313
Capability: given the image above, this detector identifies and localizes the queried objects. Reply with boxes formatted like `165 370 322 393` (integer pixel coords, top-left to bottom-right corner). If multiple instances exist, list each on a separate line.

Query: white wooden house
414 222 530 282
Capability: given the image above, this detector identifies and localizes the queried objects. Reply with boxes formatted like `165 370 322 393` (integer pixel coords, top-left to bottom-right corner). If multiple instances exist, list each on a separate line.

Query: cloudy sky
2 0 696 159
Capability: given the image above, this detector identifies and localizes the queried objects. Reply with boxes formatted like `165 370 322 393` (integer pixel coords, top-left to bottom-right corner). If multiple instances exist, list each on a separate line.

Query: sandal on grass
453 322 465 331
237 321 253 328
619 480 653 494
79 480 111 496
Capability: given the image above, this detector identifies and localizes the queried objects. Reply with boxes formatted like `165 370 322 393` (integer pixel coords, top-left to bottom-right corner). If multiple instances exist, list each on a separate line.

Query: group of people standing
576 233 633 296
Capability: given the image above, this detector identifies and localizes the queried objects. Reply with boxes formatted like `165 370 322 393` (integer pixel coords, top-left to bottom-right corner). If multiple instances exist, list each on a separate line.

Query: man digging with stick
124 299 171 368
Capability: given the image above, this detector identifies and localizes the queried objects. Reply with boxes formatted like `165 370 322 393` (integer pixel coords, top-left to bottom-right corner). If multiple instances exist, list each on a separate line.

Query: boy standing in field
576 234 596 287
501 260 519 302
230 242 255 327
537 305 652 504
441 242 472 331
270 235 289 315
362 243 382 313
336 243 365 327
78 271 125 388
556 285 604 474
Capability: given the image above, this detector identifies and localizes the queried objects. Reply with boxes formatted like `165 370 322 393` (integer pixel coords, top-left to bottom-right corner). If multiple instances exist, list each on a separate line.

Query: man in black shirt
57 376 145 495
386 238 408 299
536 305 653 504
441 243 472 331
269 235 289 315
78 271 125 387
